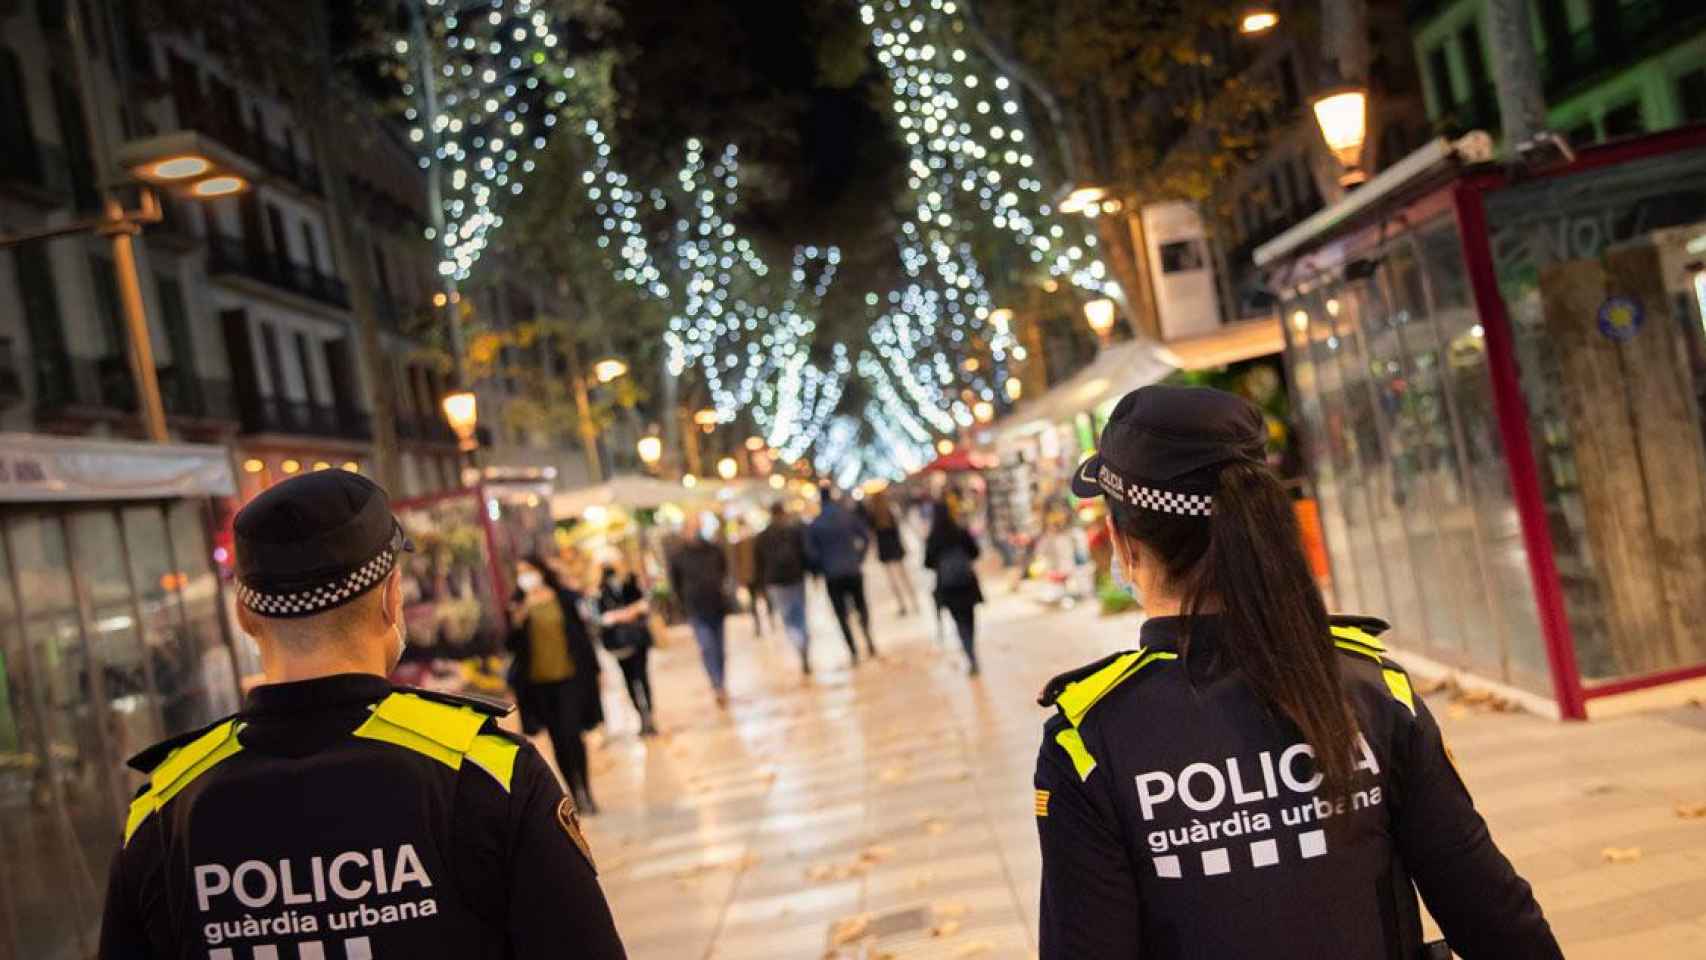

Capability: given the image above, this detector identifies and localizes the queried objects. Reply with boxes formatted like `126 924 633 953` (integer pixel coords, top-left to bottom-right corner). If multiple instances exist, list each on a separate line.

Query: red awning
916 449 995 474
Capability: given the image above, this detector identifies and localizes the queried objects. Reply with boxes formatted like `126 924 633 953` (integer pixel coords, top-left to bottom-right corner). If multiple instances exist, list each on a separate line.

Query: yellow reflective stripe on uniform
1056 649 1178 727
352 693 515 791
1333 638 1384 663
124 719 244 845
1331 624 1386 651
1055 727 1097 781
1382 668 1416 716
466 733 520 792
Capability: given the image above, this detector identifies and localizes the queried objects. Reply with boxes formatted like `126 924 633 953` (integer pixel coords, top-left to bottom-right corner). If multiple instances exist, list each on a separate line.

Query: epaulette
1037 651 1130 708
396 685 515 718
127 713 239 774
1328 615 1415 716
355 690 523 792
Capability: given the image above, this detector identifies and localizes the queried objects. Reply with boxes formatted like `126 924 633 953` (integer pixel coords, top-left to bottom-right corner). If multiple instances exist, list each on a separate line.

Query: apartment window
294 333 319 406
167 52 200 128
50 72 98 210
257 322 287 399
1601 100 1644 139
265 204 290 261
300 222 321 273
14 244 68 394
1677 68 1706 124
88 255 125 356
1459 23 1491 102
154 274 196 378
1425 45 1454 115
1 47 34 157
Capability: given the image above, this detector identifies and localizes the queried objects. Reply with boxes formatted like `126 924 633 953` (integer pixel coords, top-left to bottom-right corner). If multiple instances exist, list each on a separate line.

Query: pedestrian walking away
596 561 658 737
755 501 814 676
729 521 772 637
98 469 627 959
669 512 734 707
508 554 605 815
1033 385 1560 960
866 489 920 615
923 496 984 675
805 485 877 662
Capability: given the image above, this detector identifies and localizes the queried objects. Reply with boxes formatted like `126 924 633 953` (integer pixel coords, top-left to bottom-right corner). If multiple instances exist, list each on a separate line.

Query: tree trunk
308 0 399 493
1485 0 1548 147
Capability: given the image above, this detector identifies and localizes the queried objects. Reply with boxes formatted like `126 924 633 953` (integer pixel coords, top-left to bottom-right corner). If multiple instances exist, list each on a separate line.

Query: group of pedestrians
664 484 988 696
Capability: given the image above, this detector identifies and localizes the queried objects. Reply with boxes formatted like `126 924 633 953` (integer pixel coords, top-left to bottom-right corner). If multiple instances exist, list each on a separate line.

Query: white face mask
517 570 545 592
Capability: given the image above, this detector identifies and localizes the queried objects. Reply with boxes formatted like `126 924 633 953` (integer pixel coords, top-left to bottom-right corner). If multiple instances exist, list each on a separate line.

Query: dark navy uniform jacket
99 673 626 960
1034 615 1562 960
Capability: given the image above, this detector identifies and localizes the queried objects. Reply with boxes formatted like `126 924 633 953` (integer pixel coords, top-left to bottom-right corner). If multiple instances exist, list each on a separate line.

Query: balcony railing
208 233 350 309
239 392 374 442
167 103 323 195
31 352 235 421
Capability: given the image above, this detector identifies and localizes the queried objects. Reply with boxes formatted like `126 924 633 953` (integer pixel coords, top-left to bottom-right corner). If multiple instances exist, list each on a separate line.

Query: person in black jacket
923 497 984 676
596 562 657 737
508 555 604 814
100 469 627 959
1034 385 1559 960
754 501 815 675
668 513 733 707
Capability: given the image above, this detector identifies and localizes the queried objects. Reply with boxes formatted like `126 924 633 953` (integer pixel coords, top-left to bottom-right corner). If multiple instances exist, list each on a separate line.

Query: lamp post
716 456 739 481
592 357 629 384
440 388 480 486
1238 9 1279 34
637 434 664 471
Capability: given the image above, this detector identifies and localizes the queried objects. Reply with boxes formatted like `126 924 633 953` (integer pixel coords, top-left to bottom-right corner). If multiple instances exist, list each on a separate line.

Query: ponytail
1108 461 1356 795
1201 463 1355 796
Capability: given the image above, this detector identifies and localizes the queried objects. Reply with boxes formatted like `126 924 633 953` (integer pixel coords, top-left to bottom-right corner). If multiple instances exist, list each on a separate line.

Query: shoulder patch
1050 648 1178 727
125 719 245 844
126 713 238 774
557 795 596 872
354 691 519 791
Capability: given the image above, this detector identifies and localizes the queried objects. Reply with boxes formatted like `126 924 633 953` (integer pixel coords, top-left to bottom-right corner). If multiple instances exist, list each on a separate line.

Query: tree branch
958 0 1081 182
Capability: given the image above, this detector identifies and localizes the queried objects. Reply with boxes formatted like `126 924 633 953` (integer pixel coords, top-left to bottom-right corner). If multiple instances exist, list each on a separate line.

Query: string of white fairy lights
396 0 1116 483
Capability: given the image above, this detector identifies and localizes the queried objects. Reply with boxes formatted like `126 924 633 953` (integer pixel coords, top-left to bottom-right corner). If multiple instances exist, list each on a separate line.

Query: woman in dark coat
507 554 604 812
595 562 658 737
923 497 984 675
867 490 920 615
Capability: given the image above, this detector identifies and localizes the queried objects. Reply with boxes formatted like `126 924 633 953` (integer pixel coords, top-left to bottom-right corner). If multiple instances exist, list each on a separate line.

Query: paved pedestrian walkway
552 567 1706 959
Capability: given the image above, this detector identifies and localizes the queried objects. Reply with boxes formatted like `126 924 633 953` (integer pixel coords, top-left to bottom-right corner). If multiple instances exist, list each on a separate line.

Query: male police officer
100 470 627 959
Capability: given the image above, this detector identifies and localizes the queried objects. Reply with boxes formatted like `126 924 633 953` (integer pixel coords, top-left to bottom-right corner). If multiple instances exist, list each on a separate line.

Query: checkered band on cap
1095 463 1214 517
237 545 399 617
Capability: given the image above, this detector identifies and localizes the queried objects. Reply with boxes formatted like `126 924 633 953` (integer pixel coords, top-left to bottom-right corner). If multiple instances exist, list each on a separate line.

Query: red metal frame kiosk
1258 126 1706 719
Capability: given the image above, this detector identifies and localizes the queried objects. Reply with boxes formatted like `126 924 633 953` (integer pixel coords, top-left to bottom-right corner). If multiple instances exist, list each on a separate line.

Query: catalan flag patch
1034 789 1050 817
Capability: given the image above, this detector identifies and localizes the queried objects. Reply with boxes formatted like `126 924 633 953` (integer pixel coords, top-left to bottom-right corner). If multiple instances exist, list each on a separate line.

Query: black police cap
233 469 413 618
1069 384 1265 517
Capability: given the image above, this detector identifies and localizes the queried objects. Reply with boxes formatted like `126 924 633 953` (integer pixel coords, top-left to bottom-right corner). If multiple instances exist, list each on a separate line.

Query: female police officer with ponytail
1034 385 1560 960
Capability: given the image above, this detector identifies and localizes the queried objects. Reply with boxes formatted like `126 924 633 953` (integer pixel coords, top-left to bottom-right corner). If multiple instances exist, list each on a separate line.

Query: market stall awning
991 338 1174 445
1152 317 1285 371
917 449 997 474
549 473 707 517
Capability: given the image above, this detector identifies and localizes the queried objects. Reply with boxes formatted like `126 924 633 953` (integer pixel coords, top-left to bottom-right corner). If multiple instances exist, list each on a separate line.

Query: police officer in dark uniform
100 469 627 959
1034 386 1561 960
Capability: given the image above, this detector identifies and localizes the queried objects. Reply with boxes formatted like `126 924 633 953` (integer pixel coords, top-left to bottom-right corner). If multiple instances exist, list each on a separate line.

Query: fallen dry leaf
931 920 962 938
1601 846 1642 864
1676 803 1706 820
829 913 872 946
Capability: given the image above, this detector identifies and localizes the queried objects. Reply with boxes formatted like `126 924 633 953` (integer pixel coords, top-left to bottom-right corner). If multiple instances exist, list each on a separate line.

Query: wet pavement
540 562 1706 959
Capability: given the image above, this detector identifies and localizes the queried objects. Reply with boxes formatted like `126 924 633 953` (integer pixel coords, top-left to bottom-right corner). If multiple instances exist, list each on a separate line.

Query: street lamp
769 473 786 490
636 434 663 468
116 131 256 198
1312 86 1371 186
693 408 719 433
717 457 738 480
592 357 628 384
973 400 995 423
744 436 766 452
1084 298 1119 345
441 390 479 452
1239 9 1279 34
936 438 956 456
987 307 1013 333
1057 184 1109 215
1005 377 1023 401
